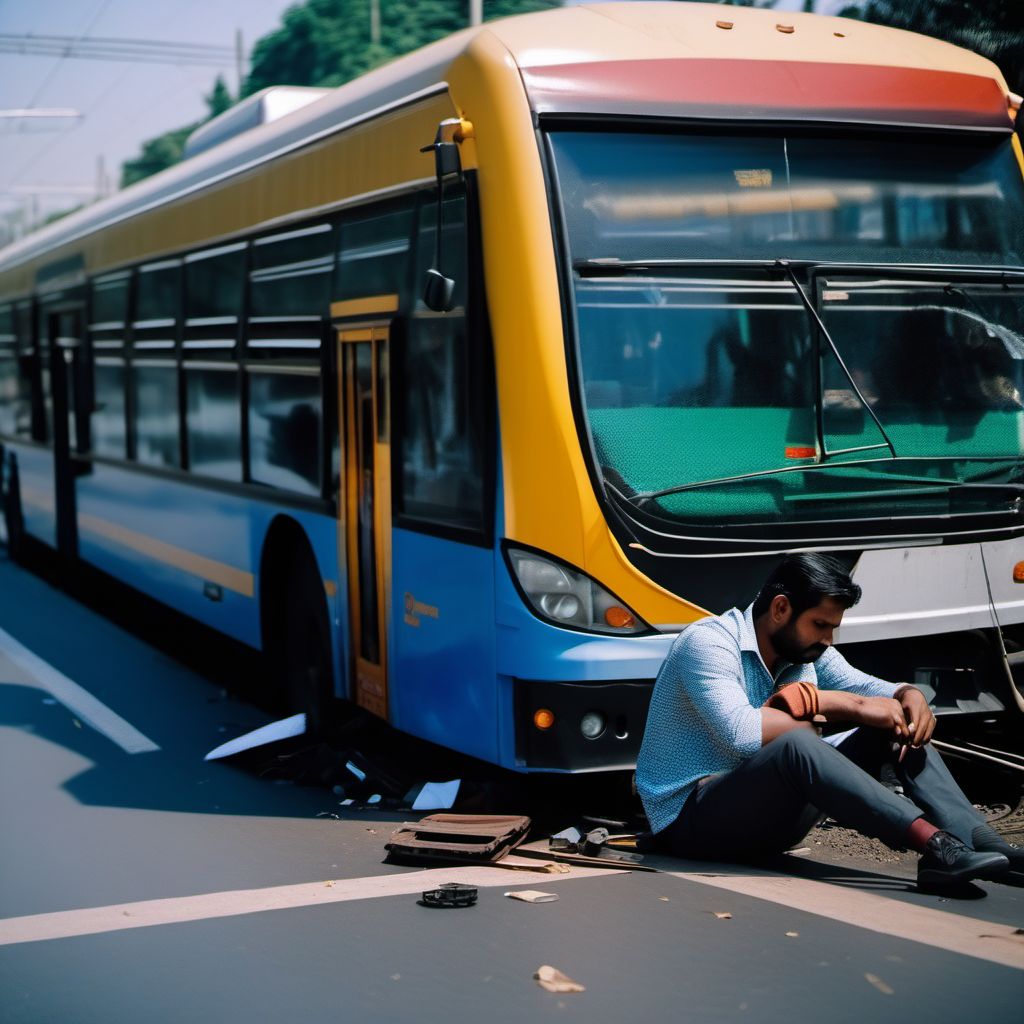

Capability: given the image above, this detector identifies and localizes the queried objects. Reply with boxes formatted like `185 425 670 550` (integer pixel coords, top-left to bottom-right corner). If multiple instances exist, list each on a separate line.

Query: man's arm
815 648 935 747
761 706 815 744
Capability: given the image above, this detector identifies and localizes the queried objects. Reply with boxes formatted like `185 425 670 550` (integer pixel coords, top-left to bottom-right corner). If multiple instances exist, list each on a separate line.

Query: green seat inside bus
587 406 1022 520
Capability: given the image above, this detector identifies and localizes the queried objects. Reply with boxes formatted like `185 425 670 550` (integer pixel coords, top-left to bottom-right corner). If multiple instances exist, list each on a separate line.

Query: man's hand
894 686 936 749
853 696 911 744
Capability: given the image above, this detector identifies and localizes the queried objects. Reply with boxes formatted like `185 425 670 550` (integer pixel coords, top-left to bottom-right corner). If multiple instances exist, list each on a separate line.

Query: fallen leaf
713 912 732 920
658 897 670 902
324 880 335 887
534 965 585 994
865 973 894 995
785 931 799 938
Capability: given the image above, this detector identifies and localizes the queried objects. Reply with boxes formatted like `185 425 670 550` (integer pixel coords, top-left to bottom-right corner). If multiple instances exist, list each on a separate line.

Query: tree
840 1 1024 94
120 75 235 188
243 0 561 96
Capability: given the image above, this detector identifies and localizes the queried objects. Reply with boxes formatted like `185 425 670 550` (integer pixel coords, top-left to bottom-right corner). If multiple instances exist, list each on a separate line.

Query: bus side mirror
420 119 472 312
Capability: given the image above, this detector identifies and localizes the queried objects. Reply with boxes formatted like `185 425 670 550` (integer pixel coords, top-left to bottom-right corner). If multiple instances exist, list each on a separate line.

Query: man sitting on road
636 553 1020 889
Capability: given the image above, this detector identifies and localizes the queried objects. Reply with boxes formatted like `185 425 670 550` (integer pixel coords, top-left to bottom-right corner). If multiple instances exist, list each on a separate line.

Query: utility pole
469 0 482 27
235 29 245 95
370 0 381 46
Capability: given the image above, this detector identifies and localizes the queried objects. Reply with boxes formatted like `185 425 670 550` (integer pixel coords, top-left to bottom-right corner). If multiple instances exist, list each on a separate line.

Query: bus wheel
281 547 335 739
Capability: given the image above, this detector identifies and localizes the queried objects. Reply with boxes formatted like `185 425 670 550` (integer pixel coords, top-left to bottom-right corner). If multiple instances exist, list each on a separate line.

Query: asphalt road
1 552 1022 1023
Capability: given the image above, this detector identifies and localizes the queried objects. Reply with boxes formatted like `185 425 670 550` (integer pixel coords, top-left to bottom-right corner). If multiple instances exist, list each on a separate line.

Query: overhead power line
0 33 237 67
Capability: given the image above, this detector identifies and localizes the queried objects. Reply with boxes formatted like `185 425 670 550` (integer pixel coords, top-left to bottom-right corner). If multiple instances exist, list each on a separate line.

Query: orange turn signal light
785 446 816 460
604 606 636 628
533 708 556 731
1013 561 1024 584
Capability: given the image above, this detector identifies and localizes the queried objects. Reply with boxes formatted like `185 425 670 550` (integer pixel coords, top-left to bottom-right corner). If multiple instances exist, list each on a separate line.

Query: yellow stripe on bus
330 294 399 319
78 513 255 598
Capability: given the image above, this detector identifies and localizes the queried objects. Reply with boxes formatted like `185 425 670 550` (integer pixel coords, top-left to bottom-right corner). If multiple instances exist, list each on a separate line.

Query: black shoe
973 825 1024 884
917 830 1009 889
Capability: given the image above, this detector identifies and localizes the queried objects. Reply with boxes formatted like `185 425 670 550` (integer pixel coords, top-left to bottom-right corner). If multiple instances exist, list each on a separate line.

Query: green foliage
120 74 235 188
205 75 234 119
120 123 197 188
243 0 560 97
840 0 1024 93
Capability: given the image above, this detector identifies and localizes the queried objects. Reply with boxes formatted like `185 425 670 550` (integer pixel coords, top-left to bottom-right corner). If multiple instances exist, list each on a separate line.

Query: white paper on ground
504 890 559 903
203 713 306 761
411 779 460 810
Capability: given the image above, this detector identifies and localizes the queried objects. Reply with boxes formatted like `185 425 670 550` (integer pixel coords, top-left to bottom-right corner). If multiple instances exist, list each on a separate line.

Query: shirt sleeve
673 627 763 757
815 645 900 698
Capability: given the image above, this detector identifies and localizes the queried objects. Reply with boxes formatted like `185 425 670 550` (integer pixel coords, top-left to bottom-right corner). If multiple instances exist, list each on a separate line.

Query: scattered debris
72 718 82 729
713 912 732 920
324 881 335 887
658 897 670 902
411 779 461 811
204 713 306 761
504 890 559 904
391 974 401 982
386 814 531 866
865 973 894 995
419 882 478 908
41 697 56 706
534 965 585 994
785 847 812 857
786 931 799 938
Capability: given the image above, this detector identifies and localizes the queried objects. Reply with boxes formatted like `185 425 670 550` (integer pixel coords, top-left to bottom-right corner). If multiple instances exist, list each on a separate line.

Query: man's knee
768 728 821 756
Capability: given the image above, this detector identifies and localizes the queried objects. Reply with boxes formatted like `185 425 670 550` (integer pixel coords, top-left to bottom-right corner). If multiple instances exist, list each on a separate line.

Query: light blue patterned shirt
636 604 900 834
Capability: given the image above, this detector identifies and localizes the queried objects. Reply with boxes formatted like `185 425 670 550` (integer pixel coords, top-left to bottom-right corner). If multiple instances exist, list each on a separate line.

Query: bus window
184 243 245 481
132 259 181 468
13 301 37 439
333 200 414 303
0 304 15 435
396 190 486 535
89 271 130 458
248 223 333 496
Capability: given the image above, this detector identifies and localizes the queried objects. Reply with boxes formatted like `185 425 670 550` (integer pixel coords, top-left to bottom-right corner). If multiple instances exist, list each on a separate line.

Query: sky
0 0 294 233
0 0 849 237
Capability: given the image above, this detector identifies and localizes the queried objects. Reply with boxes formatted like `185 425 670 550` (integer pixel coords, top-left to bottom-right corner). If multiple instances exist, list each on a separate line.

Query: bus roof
0 2 1015 281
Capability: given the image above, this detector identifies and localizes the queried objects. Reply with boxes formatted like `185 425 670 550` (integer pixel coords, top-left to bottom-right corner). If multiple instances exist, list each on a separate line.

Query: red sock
905 817 940 852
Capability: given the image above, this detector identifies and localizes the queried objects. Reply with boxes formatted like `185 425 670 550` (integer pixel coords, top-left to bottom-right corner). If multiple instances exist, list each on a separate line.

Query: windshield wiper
774 258 898 462
624 459 1023 507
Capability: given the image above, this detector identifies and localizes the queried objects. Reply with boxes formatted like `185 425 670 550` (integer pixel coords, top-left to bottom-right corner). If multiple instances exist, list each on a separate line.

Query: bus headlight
506 547 650 635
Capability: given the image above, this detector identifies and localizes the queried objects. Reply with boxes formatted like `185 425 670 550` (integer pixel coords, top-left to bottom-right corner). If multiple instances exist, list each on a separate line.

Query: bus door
48 308 88 560
337 321 392 719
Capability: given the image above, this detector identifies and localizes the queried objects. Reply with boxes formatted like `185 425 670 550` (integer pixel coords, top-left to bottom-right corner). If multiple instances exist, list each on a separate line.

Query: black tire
281 545 335 738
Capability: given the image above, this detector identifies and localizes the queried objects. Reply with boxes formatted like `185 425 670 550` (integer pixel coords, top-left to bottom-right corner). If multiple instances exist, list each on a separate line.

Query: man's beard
773 622 827 664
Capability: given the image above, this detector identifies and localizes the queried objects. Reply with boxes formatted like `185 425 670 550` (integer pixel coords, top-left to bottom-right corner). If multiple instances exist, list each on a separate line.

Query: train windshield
549 130 1024 526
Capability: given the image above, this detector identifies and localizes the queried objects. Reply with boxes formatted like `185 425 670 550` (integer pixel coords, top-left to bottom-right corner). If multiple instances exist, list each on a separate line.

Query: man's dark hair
752 553 862 619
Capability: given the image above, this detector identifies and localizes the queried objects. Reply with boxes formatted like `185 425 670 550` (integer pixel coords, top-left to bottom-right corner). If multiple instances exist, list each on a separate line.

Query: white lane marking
0 626 160 754
0 864 616 946
672 869 1024 972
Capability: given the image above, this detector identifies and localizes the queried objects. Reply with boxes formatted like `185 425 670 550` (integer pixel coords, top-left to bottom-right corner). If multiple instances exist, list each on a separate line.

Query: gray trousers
657 727 987 860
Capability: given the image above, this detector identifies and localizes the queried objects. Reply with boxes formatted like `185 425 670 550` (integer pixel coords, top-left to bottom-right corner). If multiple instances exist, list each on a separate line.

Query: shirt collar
738 603 761 653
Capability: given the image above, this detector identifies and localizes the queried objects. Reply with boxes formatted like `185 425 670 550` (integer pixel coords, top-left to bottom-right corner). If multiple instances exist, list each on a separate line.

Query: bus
1 3 1022 774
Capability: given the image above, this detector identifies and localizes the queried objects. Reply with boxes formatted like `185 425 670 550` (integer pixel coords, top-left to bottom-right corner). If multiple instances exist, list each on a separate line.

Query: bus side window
89 272 130 459
0 303 16 436
184 243 246 482
333 199 416 491
13 300 38 439
132 260 182 468
248 223 334 497
395 188 488 537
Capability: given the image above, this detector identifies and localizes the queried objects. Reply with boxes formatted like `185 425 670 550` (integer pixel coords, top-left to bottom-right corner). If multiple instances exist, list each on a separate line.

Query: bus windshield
549 130 1024 526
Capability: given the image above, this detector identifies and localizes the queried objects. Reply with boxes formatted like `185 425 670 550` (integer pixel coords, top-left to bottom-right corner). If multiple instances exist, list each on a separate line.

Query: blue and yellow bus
1 4 1022 772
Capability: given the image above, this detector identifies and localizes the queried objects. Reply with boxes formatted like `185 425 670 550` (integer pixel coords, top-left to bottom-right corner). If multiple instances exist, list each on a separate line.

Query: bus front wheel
280 546 335 739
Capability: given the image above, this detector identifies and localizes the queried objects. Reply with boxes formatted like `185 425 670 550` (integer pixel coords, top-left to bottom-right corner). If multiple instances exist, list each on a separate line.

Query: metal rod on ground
964 741 1024 767
931 739 1024 774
